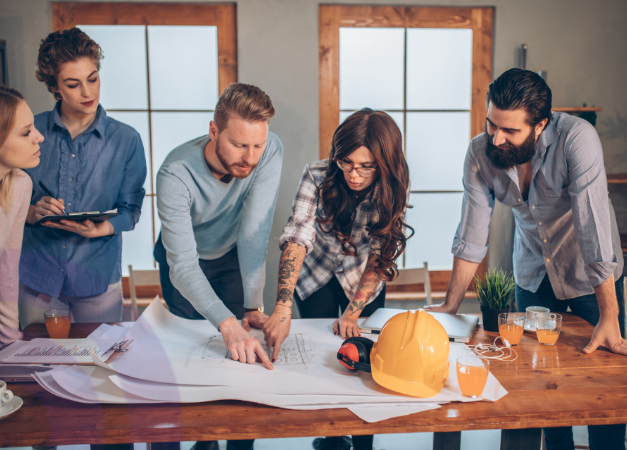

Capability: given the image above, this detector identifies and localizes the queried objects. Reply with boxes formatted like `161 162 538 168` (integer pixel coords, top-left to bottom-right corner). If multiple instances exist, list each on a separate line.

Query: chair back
388 263 432 305
128 265 161 321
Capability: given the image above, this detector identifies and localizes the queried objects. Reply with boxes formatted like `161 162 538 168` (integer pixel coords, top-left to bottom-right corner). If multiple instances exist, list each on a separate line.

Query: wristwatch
244 306 264 313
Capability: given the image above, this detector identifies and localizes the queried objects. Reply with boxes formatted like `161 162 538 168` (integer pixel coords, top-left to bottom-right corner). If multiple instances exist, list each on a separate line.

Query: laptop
360 308 479 343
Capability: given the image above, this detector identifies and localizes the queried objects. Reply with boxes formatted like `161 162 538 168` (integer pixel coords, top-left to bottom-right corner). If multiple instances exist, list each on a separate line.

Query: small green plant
474 269 515 310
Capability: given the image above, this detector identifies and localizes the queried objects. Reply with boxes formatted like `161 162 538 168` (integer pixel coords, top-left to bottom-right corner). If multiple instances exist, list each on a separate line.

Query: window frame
319 5 493 291
53 2 237 296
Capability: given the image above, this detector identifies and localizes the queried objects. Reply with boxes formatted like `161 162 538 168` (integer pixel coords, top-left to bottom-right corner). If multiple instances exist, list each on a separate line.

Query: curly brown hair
316 109 413 282
36 28 103 101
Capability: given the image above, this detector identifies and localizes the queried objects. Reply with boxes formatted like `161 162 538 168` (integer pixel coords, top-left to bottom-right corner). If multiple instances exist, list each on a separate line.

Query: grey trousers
18 282 123 329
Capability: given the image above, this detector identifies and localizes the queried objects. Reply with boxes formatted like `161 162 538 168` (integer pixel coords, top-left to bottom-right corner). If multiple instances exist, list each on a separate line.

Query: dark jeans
516 274 626 450
295 275 385 450
154 234 246 321
154 234 253 450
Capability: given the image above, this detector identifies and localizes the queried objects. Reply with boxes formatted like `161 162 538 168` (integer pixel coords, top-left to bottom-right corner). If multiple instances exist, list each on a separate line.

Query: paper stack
32 298 508 423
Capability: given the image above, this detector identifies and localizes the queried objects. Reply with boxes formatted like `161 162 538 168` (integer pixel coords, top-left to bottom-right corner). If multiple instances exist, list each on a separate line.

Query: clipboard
33 209 119 227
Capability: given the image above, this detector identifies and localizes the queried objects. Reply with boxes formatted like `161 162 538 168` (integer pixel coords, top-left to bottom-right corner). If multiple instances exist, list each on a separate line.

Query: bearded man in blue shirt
428 69 626 450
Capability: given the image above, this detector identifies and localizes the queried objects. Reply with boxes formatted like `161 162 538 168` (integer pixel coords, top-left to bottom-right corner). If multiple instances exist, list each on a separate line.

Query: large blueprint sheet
100 298 507 402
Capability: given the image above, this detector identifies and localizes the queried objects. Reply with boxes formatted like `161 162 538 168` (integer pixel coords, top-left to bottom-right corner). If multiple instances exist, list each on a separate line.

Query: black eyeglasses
335 159 377 178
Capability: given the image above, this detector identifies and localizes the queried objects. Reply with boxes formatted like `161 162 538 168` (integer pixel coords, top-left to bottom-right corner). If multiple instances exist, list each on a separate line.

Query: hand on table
424 302 458 314
582 318 627 356
219 316 273 370
333 314 361 340
262 310 292 362
43 218 114 238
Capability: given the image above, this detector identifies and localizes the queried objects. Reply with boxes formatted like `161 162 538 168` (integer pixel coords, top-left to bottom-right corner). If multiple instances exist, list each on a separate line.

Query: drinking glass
44 310 72 339
456 355 490 398
498 312 525 346
535 313 562 345
526 306 549 331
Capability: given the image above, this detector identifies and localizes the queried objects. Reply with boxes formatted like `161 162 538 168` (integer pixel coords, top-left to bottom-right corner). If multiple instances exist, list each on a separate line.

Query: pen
38 181 67 215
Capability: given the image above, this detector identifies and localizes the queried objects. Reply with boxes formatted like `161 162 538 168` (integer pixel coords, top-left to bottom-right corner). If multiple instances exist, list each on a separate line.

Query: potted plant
474 269 515 332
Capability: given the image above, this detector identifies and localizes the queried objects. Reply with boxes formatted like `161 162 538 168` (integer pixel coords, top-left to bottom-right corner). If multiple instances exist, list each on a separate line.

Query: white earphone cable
465 336 518 361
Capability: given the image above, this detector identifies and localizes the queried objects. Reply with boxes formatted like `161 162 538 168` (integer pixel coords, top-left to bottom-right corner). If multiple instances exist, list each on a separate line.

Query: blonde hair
213 83 275 131
0 86 25 212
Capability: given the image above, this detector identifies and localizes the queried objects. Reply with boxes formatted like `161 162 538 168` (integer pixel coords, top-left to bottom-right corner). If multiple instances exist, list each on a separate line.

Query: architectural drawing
183 333 315 370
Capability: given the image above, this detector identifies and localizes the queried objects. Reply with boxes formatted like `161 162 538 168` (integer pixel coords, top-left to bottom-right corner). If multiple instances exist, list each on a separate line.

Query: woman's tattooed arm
346 254 381 317
275 242 307 313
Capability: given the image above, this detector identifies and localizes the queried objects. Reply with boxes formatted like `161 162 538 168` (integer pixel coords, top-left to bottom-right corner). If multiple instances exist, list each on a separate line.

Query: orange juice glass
498 312 525 346
44 310 71 339
535 313 562 345
456 355 490 398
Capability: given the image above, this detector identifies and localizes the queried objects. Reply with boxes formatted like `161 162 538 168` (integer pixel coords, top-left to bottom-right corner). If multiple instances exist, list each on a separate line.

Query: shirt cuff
203 301 236 331
452 237 488 263
279 235 313 255
108 213 133 236
584 261 618 288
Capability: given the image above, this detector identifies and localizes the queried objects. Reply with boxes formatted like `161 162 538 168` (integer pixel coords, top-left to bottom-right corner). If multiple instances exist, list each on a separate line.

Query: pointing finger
272 344 281 363
255 342 273 370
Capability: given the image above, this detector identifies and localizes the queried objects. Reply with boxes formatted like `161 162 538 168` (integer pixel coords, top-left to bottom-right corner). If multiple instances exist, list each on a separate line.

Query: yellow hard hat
370 310 450 398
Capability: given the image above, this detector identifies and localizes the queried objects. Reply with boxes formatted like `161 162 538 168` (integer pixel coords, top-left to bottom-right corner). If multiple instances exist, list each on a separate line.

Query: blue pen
38 181 67 215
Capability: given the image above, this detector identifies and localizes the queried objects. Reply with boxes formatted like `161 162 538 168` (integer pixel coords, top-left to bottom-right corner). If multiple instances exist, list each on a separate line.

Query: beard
484 125 537 170
215 138 258 179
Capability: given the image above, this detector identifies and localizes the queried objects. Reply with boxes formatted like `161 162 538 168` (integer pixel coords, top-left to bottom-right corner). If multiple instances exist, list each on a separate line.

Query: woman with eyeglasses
262 108 412 450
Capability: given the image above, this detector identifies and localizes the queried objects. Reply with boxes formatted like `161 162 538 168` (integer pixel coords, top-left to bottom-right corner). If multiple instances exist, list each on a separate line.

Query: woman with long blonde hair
0 86 44 344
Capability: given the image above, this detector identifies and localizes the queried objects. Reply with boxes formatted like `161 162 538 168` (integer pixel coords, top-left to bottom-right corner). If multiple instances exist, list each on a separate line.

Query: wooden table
1 316 626 450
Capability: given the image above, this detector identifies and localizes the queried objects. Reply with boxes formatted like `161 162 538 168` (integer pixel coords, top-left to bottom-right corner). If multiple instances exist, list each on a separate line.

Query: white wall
2 0 626 314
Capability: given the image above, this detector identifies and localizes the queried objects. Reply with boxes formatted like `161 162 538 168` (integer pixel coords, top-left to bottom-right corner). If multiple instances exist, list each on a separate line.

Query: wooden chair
387 263 432 306
127 265 161 321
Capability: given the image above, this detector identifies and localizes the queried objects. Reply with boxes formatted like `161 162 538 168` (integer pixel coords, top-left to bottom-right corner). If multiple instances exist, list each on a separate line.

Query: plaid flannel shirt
279 160 385 305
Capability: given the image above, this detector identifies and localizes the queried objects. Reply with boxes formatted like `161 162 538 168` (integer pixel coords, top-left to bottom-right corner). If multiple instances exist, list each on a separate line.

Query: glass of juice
456 355 490 398
535 313 562 345
498 312 525 346
44 310 72 339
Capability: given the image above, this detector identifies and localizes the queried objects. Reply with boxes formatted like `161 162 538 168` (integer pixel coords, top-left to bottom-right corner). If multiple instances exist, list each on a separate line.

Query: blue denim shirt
20 102 147 298
453 112 623 300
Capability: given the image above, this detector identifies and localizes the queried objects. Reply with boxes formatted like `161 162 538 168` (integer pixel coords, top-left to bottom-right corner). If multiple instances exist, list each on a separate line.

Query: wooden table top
1 315 626 447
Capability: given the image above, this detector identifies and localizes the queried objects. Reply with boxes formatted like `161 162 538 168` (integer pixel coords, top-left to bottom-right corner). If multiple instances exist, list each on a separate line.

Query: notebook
360 308 479 343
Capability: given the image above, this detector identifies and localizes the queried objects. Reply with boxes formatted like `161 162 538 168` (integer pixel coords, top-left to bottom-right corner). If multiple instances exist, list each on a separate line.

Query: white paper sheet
50 366 159 404
0 340 28 361
347 403 442 423
34 371 98 404
2 338 122 365
103 298 507 402
109 372 448 406
39 365 442 422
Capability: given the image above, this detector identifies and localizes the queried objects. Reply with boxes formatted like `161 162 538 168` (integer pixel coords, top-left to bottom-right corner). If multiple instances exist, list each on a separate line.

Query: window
52 3 237 277
320 6 493 289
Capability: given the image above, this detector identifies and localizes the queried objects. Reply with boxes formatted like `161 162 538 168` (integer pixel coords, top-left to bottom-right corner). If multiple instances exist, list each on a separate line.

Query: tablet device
33 209 119 227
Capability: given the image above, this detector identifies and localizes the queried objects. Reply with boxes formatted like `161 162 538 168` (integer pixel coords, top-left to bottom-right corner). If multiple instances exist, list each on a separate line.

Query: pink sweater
0 169 31 344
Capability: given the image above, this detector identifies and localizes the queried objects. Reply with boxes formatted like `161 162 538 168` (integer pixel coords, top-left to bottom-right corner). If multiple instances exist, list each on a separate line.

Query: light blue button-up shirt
20 102 147 298
453 112 623 299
